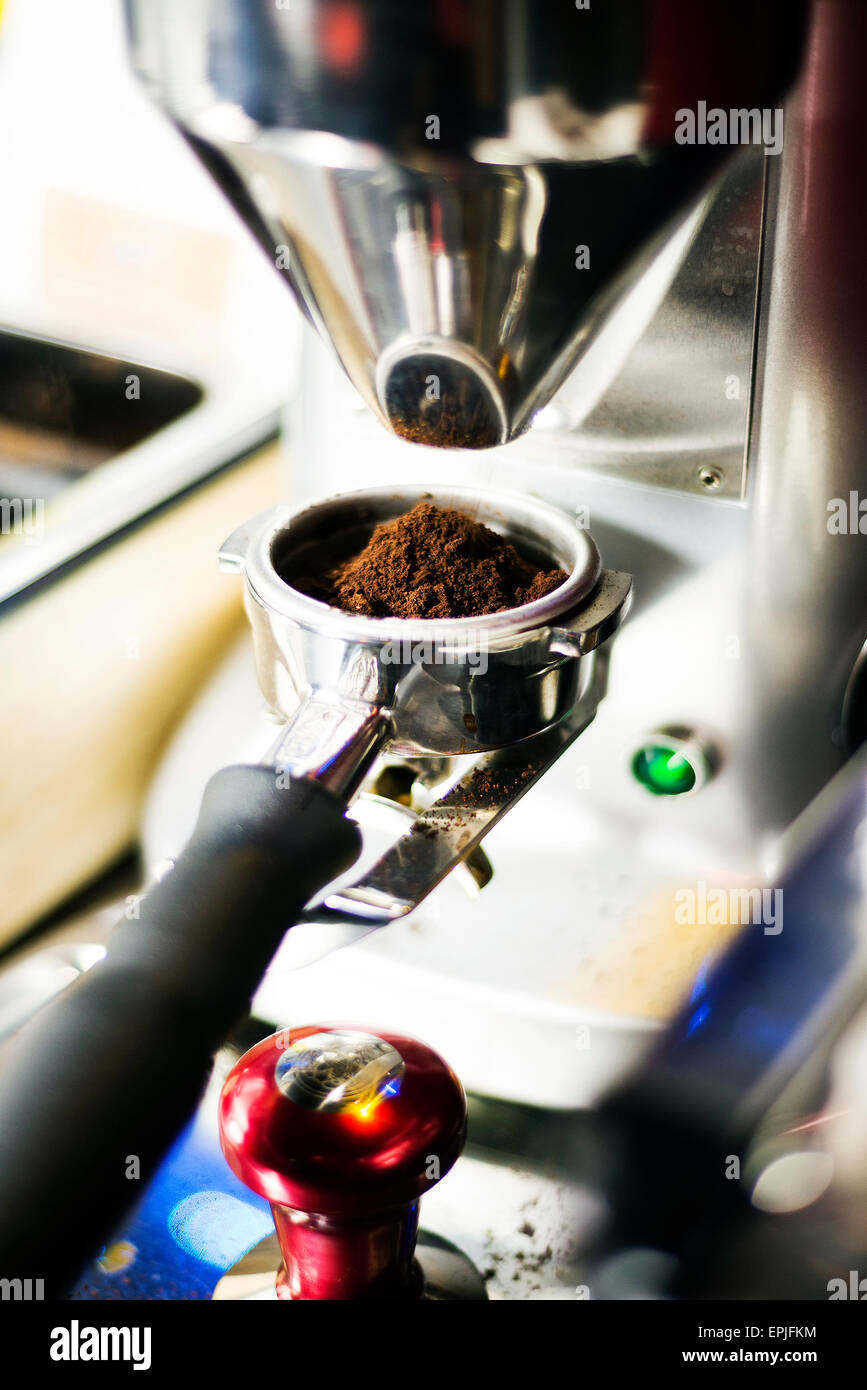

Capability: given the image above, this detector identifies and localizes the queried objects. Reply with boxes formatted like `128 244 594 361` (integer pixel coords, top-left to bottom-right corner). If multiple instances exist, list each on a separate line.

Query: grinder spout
125 0 807 447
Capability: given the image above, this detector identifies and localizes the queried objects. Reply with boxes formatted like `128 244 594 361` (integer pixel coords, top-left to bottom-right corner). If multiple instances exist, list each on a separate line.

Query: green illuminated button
632 744 698 796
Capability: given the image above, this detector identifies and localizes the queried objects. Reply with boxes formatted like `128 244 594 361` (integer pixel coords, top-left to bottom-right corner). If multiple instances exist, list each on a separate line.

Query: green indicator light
632 744 697 797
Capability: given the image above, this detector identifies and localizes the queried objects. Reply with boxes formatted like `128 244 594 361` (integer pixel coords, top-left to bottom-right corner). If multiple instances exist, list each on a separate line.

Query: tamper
217 1024 486 1300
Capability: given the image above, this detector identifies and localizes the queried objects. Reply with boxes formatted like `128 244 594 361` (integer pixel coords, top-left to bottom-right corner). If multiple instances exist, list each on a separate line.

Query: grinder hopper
125 0 806 447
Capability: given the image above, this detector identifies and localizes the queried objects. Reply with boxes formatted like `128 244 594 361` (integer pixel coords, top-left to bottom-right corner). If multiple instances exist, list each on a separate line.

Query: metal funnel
126 1 806 447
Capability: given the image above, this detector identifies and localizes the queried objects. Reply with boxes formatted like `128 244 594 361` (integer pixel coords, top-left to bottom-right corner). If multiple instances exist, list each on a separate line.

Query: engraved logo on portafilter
274 1030 405 1113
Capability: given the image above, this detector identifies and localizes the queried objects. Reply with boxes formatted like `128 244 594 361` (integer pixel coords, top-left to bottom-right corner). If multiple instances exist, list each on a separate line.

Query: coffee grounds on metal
295 501 567 619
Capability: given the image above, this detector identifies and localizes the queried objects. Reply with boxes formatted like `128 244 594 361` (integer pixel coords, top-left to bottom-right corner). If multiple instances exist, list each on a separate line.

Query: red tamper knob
219 1024 466 1300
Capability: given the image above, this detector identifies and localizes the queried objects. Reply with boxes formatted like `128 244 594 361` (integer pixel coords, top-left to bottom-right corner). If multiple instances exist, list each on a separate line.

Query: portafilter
0 487 629 1293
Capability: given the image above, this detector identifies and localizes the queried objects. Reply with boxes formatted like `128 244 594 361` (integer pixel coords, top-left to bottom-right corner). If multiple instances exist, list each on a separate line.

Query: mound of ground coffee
295 501 568 619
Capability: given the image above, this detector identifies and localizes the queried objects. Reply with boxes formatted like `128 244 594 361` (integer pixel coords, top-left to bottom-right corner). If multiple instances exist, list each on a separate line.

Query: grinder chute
125 0 806 446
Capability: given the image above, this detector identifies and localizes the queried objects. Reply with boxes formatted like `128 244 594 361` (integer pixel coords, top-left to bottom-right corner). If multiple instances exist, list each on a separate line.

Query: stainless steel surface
273 1029 405 1112
220 483 629 756
0 325 201 489
308 655 604 928
740 1 867 834
841 635 867 758
532 148 766 500
0 324 272 609
125 0 805 447
266 699 391 801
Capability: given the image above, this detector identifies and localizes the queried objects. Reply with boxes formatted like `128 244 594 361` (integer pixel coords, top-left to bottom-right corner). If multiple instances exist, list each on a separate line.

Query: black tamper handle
0 765 361 1296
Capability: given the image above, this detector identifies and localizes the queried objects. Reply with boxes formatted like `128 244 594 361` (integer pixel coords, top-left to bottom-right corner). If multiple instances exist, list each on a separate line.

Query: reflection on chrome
274 1030 405 1114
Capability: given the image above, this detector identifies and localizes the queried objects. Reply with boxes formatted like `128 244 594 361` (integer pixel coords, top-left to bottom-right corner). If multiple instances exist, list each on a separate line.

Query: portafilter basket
219 484 632 783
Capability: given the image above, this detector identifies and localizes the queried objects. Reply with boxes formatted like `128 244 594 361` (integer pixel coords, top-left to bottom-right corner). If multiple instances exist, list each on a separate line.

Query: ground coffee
295 501 568 619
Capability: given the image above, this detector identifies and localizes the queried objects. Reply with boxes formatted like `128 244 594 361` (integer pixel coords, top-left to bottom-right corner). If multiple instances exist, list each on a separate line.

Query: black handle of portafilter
0 742 377 1296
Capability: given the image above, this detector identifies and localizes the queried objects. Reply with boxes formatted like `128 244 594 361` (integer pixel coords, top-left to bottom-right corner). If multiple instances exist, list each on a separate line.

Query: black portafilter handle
0 765 361 1297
